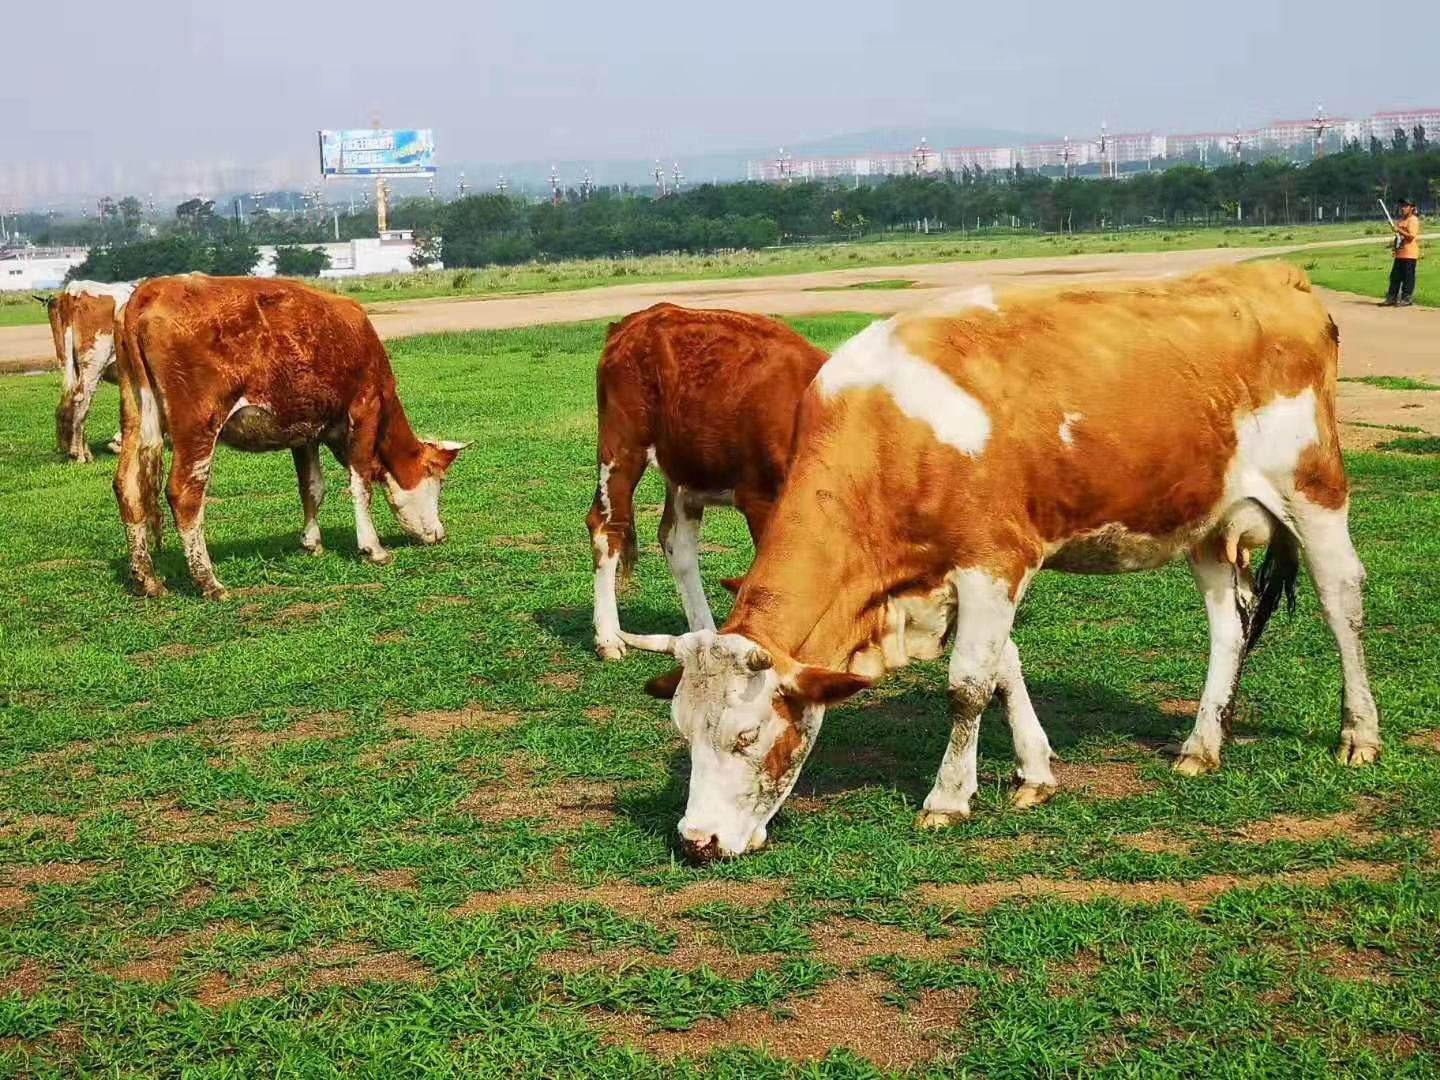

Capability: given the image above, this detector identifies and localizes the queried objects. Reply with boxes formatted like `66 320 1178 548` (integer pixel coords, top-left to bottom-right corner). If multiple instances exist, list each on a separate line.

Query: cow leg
588 447 647 660
919 570 1018 828
65 345 112 463
1290 500 1381 765
660 484 714 633
1173 553 1247 775
344 408 392 566
55 338 80 459
167 427 226 600
293 443 326 555
998 638 1059 808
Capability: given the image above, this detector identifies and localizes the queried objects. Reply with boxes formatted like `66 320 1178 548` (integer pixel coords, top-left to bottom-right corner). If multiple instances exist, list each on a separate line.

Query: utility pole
457 171 469 198
580 169 594 199
550 166 562 205
1310 104 1331 159
371 114 389 235
1059 136 1075 178
497 174 508 195
653 159 667 197
912 136 935 175
1097 122 1114 179
775 148 792 185
671 162 684 194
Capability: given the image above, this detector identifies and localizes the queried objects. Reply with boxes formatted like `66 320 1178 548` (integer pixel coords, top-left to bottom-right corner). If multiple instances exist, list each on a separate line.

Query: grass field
2 315 1438 1076
1287 243 1438 307
0 222 1384 328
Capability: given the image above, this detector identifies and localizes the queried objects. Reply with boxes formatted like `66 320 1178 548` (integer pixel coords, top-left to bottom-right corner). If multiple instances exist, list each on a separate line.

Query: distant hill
445 125 1055 195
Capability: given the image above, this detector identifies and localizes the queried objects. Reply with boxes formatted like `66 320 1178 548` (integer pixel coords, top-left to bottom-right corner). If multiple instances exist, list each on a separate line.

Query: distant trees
272 245 331 277
67 234 258 283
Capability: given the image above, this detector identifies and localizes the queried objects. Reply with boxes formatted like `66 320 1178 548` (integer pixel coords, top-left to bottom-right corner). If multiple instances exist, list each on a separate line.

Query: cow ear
719 577 744 596
785 666 872 705
423 439 466 473
644 667 683 699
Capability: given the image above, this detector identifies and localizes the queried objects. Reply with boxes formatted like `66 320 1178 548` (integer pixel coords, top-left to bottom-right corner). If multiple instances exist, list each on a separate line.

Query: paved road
4 237 1434 441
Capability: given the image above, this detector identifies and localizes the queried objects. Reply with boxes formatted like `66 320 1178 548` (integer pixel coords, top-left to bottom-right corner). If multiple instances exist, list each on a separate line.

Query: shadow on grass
618 675 1185 849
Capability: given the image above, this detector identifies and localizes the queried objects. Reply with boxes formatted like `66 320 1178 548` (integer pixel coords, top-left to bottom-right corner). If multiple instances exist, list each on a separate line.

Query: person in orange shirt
1383 197 1421 307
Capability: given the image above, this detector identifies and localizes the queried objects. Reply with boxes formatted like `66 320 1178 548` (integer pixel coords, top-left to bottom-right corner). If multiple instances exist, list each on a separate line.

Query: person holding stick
1382 197 1421 307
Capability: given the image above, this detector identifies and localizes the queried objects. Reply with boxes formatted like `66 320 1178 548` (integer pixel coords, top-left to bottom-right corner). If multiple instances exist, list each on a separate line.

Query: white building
940 146 1015 172
1369 108 1440 142
254 231 438 279
0 247 88 292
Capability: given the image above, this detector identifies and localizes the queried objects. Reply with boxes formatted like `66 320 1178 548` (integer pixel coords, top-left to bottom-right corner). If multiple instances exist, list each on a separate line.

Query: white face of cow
624 629 871 861
383 439 467 544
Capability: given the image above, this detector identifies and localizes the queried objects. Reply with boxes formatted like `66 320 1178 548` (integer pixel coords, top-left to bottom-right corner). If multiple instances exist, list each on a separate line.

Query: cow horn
745 647 773 672
619 631 680 656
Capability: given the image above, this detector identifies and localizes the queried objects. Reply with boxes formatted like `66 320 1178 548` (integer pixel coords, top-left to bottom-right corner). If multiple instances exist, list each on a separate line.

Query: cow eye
732 728 759 753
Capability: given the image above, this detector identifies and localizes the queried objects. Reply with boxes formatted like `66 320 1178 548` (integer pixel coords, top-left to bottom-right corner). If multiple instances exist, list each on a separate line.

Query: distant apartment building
1107 132 1167 164
939 146 1015 172
1019 140 1095 170
1166 132 1234 161
1369 108 1440 141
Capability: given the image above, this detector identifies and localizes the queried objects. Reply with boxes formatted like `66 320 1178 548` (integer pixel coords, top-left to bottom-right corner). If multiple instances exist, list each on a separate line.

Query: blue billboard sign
319 129 436 177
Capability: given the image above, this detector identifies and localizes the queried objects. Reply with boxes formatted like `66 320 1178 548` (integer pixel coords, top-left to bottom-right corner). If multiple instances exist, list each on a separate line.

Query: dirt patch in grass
372 631 409 645
129 643 199 667
0 813 83 842
0 960 53 996
274 600 341 620
919 860 1399 914
1229 801 1382 845
453 879 789 920
599 974 966 1069
418 595 473 612
124 799 308 844
0 862 107 911
1052 760 1156 799
389 706 520 738
1159 699 1201 717
537 672 581 691
232 583 382 598
1407 729 1440 753
217 711 350 753
809 918 973 968
1117 830 1194 855
194 942 433 1007
493 535 549 552
105 919 246 984
461 772 624 831
543 930 773 981
1312 943 1398 984
353 868 420 891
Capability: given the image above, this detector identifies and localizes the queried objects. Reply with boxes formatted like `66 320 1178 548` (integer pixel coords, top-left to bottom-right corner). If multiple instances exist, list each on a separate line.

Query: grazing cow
113 275 466 600
587 304 828 662
43 280 134 462
623 263 1381 861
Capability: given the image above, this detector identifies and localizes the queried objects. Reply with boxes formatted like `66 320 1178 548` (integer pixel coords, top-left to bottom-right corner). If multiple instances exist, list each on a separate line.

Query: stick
1378 198 1396 228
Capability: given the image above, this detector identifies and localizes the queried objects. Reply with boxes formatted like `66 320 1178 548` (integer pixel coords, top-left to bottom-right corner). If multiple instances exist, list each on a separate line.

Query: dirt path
3 238 1434 438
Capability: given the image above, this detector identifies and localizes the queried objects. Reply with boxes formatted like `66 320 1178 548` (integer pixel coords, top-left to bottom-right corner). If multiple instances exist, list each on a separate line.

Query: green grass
1287 242 1439 307
0 298 48 329
1380 436 1440 455
2 314 1438 1075
1341 375 1440 392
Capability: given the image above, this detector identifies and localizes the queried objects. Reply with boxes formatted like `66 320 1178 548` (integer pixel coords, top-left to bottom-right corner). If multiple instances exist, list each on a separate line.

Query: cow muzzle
678 822 768 863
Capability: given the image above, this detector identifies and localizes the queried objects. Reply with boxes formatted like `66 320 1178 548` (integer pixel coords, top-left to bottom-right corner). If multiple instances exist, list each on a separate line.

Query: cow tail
113 300 165 546
1244 526 1300 656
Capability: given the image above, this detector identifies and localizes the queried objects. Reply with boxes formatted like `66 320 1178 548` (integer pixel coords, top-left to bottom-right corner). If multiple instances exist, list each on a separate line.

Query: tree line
43 140 1440 282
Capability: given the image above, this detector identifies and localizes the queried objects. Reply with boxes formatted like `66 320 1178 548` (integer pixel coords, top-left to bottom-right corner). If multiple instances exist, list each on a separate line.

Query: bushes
273 245 332 278
67 234 260 282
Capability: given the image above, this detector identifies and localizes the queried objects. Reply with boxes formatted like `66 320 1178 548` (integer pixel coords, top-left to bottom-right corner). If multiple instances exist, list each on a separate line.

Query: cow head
622 629 869 861
383 439 468 544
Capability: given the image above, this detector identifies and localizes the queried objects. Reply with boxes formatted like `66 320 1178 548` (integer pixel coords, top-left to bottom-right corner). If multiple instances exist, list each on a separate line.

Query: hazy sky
6 0 1433 196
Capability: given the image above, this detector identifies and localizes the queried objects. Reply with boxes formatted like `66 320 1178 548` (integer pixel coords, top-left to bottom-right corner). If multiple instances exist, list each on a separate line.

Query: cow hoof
107 440 123 455
1010 782 1057 810
1337 741 1380 767
136 579 167 599
301 541 325 557
1171 754 1218 777
596 641 626 662
362 548 394 567
202 585 231 602
916 809 969 830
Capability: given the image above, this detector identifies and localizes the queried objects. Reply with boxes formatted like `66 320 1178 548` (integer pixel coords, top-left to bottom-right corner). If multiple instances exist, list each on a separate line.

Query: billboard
319 129 436 177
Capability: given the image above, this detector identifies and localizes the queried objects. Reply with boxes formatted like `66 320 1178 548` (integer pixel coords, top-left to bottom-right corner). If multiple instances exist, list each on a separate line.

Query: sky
4 0 1434 201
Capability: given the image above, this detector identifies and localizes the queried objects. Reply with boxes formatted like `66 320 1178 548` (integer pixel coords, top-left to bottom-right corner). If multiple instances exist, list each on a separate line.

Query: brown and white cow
587 303 828 662
44 280 134 462
113 275 466 599
623 263 1381 861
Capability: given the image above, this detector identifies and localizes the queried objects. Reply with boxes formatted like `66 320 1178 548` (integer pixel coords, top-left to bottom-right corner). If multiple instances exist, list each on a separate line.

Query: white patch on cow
62 326 76 382
65 280 135 309
816 319 991 457
138 386 163 446
922 283 999 316
349 467 385 558
383 472 445 544
592 541 624 655
1058 412 1082 447
662 487 715 632
1233 389 1320 475
189 453 213 483
597 461 614 519
226 395 254 421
